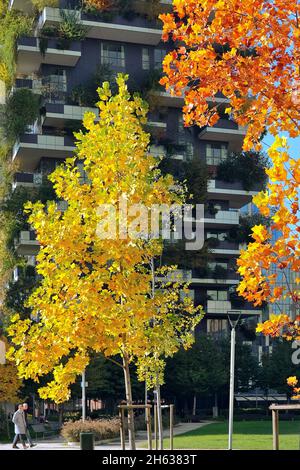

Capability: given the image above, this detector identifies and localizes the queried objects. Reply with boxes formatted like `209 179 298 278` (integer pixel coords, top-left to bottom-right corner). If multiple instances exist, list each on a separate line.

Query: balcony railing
206 300 262 316
12 133 75 172
199 119 247 153
13 172 43 190
204 209 240 227
38 7 163 45
207 179 260 209
15 230 39 256
42 103 99 127
17 36 82 74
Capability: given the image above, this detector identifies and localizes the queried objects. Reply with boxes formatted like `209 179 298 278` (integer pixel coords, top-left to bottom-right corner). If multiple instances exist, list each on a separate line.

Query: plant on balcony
205 201 219 216
133 0 162 21
212 265 227 280
4 266 39 320
162 239 213 271
229 289 246 308
159 156 209 205
216 151 269 191
83 0 114 11
227 213 271 244
3 89 40 142
69 64 113 106
59 9 88 41
0 7 33 87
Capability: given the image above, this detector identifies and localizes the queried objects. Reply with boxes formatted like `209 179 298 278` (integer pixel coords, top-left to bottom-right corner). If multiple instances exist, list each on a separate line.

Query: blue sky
262 134 299 160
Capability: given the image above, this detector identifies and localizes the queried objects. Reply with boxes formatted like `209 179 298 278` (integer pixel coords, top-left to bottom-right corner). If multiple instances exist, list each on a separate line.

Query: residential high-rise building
5 0 265 339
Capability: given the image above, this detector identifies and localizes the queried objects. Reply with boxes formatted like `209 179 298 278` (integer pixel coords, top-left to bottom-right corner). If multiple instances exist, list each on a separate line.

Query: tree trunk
155 382 164 450
213 392 219 418
58 404 64 427
192 394 197 416
122 353 136 450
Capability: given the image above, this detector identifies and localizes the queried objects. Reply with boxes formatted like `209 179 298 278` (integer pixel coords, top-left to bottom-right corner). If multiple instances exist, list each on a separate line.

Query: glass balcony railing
38 7 163 46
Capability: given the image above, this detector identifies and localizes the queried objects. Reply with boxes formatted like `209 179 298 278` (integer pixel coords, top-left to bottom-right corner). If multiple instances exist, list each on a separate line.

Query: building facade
7 0 264 339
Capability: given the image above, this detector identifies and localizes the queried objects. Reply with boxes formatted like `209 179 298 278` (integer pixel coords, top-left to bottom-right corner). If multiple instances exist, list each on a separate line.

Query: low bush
61 417 120 442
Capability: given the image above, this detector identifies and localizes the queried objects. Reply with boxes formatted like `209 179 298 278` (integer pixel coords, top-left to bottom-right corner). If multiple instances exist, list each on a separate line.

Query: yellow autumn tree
7 75 203 449
0 337 21 404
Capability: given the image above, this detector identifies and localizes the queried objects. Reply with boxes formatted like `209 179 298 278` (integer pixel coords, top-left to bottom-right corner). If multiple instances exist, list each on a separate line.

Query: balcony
41 103 99 127
16 37 82 74
13 172 43 191
209 240 241 257
9 0 33 13
199 119 247 153
12 134 75 172
149 90 229 109
206 300 262 317
204 209 239 228
146 120 167 138
207 179 261 209
191 268 240 286
15 231 39 256
39 7 163 46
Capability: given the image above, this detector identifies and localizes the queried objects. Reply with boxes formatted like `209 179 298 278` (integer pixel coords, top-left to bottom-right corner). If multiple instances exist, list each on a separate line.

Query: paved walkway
0 421 212 451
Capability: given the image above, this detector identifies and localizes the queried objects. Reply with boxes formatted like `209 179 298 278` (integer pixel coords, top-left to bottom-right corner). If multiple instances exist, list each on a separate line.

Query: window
42 69 67 103
154 48 167 69
101 43 125 68
142 48 150 70
207 290 228 301
206 143 228 165
207 319 228 334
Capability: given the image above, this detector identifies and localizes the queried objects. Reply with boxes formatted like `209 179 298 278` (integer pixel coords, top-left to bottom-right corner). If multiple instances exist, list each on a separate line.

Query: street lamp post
81 370 88 422
227 311 241 451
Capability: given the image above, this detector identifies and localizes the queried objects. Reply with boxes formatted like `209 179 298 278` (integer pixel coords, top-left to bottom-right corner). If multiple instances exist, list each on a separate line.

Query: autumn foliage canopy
160 0 300 150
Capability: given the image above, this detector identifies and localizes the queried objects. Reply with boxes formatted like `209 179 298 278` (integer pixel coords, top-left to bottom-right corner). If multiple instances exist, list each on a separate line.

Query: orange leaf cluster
160 0 300 150
83 0 114 11
237 136 299 340
287 376 300 400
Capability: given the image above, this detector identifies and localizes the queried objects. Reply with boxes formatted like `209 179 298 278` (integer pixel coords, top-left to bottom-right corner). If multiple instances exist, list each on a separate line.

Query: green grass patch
150 420 300 450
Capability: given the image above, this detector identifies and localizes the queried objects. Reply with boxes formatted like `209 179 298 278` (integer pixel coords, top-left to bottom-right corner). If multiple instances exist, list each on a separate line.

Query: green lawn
161 420 300 450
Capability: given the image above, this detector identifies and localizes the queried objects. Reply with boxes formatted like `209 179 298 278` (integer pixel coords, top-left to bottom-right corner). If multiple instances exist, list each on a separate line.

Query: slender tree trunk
192 394 197 416
213 392 219 418
122 353 136 450
58 404 64 427
155 381 164 450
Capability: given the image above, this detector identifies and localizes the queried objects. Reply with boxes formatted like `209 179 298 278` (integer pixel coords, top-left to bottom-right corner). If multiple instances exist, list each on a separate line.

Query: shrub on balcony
0 9 33 87
212 265 227 279
3 89 40 142
70 64 113 106
159 156 209 205
227 213 271 244
39 9 88 55
216 151 269 191
59 9 88 41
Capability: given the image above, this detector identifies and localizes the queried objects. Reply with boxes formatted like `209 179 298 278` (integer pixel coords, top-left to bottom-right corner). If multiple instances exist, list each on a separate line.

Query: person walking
23 403 36 448
12 404 28 449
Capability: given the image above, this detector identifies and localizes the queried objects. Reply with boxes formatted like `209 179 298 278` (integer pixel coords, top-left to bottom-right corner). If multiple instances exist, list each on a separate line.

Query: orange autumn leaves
237 136 300 338
83 0 114 10
160 0 300 151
